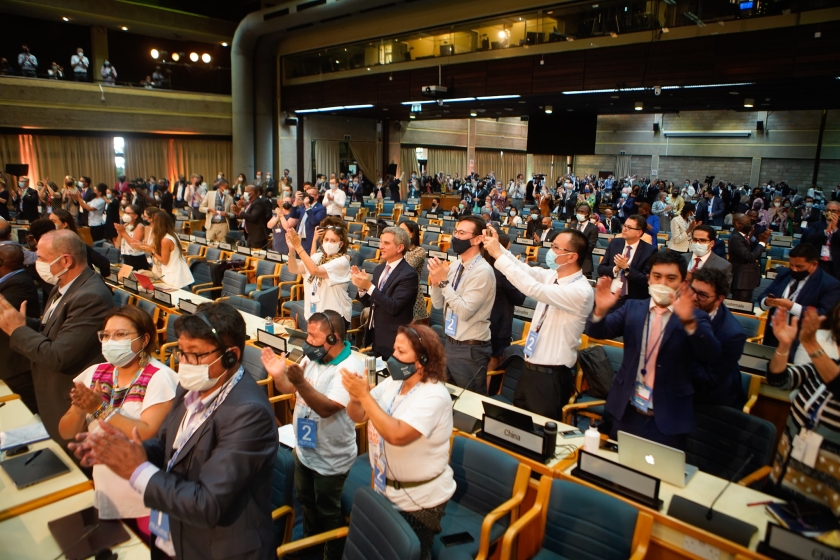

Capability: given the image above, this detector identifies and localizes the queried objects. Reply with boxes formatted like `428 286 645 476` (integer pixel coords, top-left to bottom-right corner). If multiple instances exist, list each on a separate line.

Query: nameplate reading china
178 299 198 314
154 289 172 306
723 299 753 313
482 416 545 455
516 238 534 246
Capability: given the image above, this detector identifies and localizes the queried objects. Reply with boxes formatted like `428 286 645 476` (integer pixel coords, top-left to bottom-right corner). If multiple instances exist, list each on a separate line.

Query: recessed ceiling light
729 91 739 95
545 105 553 114
221 42 228 47
611 95 619 99
470 111 477 117
62 17 69 22
121 26 128 31
635 101 643 111
744 98 754 108
654 106 661 109
567 108 574 112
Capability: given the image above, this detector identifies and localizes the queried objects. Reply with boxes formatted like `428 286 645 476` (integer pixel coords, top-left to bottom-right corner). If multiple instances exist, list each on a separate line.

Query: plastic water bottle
584 426 600 453
264 317 273 334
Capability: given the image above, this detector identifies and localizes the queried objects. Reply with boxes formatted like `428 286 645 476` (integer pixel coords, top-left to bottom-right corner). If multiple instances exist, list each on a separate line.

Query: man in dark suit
684 225 733 290
0 230 113 443
237 185 271 248
13 177 40 223
597 215 656 303
729 213 771 302
802 200 840 278
525 211 543 238
570 202 598 277
693 191 710 224
759 242 840 348
706 191 725 227
70 301 278 560
289 186 327 254
791 196 821 234
350 226 418 359
689 267 747 408
586 250 721 448
602 207 622 234
0 244 40 412
533 216 559 244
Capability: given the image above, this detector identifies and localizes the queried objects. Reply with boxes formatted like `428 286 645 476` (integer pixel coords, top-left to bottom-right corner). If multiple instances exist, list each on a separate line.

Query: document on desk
278 424 297 449
0 418 49 451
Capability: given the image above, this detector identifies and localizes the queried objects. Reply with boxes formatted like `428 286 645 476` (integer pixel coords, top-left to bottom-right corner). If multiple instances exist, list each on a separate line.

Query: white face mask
690 242 710 257
322 241 341 255
121 213 133 223
101 337 141 367
531 214 539 220
649 283 678 306
178 353 225 392
243 192 251 201
576 213 587 223
35 254 69 285
18 181 26 189
774 202 781 208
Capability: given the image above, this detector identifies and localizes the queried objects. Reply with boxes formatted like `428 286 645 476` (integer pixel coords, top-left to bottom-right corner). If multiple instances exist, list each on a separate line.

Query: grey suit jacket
686 251 734 292
9 267 114 443
143 371 278 560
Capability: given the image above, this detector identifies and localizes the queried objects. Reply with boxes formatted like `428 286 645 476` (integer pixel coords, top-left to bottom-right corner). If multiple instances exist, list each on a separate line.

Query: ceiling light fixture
171 53 181 62
221 42 228 47
62 17 69 22
189 52 199 62
295 105 374 114
446 97 476 103
121 26 128 31
202 53 211 63
151 49 159 59
470 111 477 117
545 105 553 114
743 98 754 108
410 114 416 119
635 101 643 111
476 95 520 100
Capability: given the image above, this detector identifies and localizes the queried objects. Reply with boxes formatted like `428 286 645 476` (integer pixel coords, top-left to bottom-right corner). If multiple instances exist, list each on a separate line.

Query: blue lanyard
167 367 243 471
106 364 145 411
452 255 482 291
385 381 421 417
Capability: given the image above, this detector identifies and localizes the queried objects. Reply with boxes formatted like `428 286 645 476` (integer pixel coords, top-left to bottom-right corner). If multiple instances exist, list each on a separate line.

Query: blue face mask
545 249 560 270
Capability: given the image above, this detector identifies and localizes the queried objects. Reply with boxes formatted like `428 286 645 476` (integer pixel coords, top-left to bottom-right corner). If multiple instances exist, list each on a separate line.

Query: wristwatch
438 280 450 289
809 348 826 359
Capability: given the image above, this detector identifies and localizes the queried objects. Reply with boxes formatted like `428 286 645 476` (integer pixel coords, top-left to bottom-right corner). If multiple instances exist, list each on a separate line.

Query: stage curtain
22 135 115 187
349 141 377 181
0 135 21 174
532 154 566 186
314 140 340 177
476 149 526 185
400 147 420 177
616 154 631 178
169 139 232 184
125 138 168 180
427 148 467 177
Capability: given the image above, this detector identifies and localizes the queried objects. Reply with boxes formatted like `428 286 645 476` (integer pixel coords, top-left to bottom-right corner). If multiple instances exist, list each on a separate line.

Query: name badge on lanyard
632 381 653 413
444 308 458 336
297 417 317 448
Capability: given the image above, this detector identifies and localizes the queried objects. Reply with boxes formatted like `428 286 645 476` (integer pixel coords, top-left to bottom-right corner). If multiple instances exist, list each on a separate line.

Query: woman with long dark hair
399 220 429 324
114 204 148 270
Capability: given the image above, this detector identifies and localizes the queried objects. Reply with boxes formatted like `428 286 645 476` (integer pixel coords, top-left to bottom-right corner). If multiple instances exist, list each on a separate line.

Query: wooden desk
561 448 782 559
0 380 11 398
0 490 149 559
0 399 92 521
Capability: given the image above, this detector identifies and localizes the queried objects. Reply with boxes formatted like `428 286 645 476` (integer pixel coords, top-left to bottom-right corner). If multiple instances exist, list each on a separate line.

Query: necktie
297 209 307 238
693 257 702 272
42 290 62 325
644 306 669 390
378 264 392 290
787 279 800 300
620 245 633 296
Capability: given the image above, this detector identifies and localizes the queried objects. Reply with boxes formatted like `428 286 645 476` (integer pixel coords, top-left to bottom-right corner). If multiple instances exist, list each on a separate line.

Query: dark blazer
86 244 111 277
687 251 733 292
490 268 526 345
570 220 599 276
0 269 40 379
694 198 709 223
604 216 622 235
693 304 747 408
9 267 114 442
801 226 840 278
143 372 277 560
597 238 656 300
241 197 272 248
585 299 721 435
728 231 764 290
792 206 821 232
289 203 327 253
13 188 40 222
708 196 725 226
759 267 840 347
359 258 418 359
534 227 559 244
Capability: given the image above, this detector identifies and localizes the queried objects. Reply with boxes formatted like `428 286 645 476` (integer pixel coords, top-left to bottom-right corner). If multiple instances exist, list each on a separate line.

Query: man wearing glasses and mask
597 214 656 306
684 225 732 288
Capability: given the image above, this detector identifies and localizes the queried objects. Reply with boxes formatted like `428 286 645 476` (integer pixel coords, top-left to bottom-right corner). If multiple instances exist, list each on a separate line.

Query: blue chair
433 436 530 560
358 245 380 264
225 294 262 317
245 260 280 296
522 296 538 310
362 260 379 275
563 340 623 426
276 264 301 302
196 269 247 300
241 344 268 383
112 287 132 307
282 299 308 330
189 261 215 294
251 286 279 318
135 298 160 326
277 486 421 560
204 247 222 261
340 455 372 517
500 478 653 560
271 446 296 547
156 310 181 366
490 346 525 405
346 248 363 269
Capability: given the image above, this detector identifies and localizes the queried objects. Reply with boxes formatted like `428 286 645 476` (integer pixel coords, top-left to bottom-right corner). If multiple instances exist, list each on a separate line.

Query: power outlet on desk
683 536 721 560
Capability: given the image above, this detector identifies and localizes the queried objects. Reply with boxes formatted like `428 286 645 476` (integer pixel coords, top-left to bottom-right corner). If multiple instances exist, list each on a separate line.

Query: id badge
296 417 317 449
149 509 170 541
801 221 808 229
373 452 387 494
444 309 458 336
310 303 318 314
631 381 652 413
822 245 831 258
524 330 539 359
791 428 823 468
275 228 283 234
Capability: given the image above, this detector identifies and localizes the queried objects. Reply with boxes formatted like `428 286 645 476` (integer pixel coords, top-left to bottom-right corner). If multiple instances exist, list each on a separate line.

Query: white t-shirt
87 197 106 227
73 358 178 519
303 253 352 322
325 188 346 216
293 345 364 476
368 378 456 511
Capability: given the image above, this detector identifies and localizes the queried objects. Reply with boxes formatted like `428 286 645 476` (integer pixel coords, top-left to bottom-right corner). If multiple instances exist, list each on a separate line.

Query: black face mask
282 202 292 210
451 236 473 255
789 269 810 281
386 355 416 381
302 341 327 362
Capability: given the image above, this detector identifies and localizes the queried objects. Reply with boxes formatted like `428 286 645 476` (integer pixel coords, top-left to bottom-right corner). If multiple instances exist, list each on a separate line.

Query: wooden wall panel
792 20 840 78
584 44 648 90
485 57 534 95
713 36 794 82
376 71 411 105
443 61 487 98
643 37 715 86
532 50 585 93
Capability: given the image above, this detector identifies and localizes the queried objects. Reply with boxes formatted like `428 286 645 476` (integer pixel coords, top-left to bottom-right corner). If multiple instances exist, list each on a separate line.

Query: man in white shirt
264 310 363 560
484 226 594 418
70 48 89 81
324 176 346 216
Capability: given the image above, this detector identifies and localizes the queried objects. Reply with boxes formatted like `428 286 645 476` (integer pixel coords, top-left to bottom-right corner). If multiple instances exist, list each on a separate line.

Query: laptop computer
1 448 71 489
282 327 307 363
738 342 776 375
617 431 698 488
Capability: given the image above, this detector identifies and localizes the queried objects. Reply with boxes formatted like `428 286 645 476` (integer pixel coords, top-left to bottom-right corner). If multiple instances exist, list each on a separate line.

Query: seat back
522 296 538 310
190 261 213 286
450 436 521 519
186 243 203 257
731 312 764 340
511 318 527 342
252 286 280 318
362 260 379 275
221 270 248 298
496 347 525 404
684 404 776 481
242 344 268 382
255 260 280 286
163 310 180 344
278 265 300 284
113 288 132 307
542 479 640 560
346 248 363 268
227 294 263 316
205 247 222 261
344 487 421 560
359 245 380 262
135 298 160 325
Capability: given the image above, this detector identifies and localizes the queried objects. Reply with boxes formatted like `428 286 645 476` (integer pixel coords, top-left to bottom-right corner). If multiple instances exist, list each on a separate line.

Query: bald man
0 230 113 442
0 244 39 412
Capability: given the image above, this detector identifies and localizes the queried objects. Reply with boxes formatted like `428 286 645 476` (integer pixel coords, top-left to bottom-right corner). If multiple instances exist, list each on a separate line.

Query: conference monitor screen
526 112 597 155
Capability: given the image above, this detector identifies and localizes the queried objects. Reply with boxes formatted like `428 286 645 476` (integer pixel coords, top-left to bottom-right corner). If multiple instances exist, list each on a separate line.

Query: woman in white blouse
342 324 455 560
668 202 696 253
502 207 522 227
285 216 352 325
120 211 194 288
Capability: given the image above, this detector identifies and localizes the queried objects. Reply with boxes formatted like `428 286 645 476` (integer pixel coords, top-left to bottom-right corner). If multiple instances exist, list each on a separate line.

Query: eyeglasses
690 237 712 244
622 225 641 231
688 285 714 302
172 347 222 365
96 330 139 342
552 247 575 254
453 229 477 238
322 226 343 232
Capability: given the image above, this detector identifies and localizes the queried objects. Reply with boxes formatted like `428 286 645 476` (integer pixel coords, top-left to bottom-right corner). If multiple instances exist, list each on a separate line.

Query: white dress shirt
325 188 346 216
688 250 712 272
430 253 495 341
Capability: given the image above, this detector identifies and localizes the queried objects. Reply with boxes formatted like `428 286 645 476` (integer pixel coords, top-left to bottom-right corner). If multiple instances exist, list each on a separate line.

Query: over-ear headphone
403 326 428 366
196 312 238 369
312 311 341 345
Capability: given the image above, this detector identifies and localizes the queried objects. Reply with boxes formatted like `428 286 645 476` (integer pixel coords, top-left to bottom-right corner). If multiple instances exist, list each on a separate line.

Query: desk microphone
706 452 754 520
451 366 485 406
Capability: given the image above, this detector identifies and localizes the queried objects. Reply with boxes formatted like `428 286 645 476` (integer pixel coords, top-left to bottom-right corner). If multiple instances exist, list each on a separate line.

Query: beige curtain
349 141 377 181
532 154 566 185
0 135 21 173
616 154 631 178
314 140 340 177
169 139 232 184
125 138 168 180
399 147 420 177
476 150 526 185
18 135 115 187
427 148 467 176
